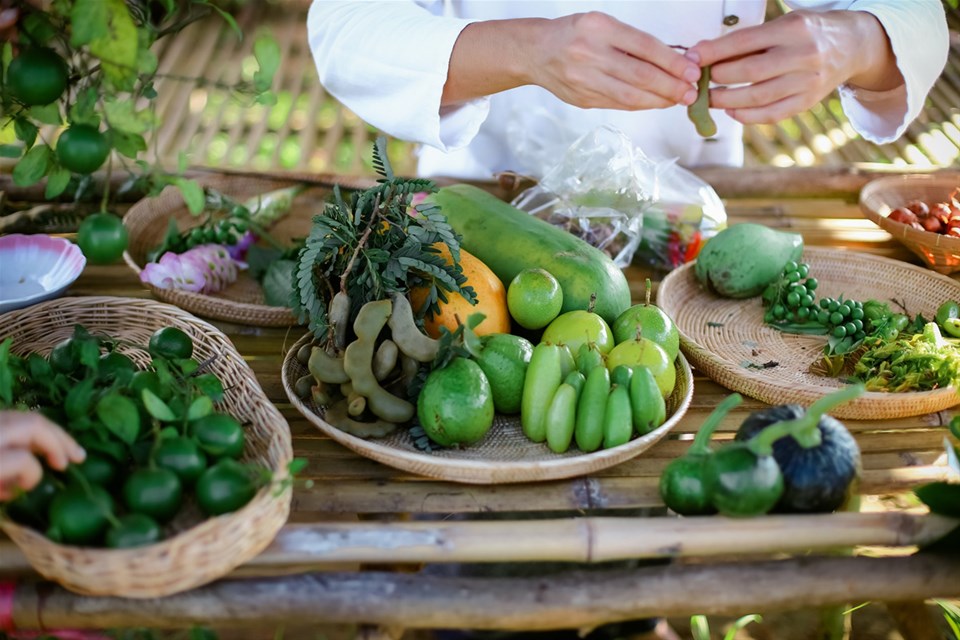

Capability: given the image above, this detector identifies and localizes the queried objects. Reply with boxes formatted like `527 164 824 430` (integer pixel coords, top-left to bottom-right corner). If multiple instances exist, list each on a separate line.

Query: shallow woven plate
282 333 694 484
0 296 293 598
658 247 960 420
123 173 376 326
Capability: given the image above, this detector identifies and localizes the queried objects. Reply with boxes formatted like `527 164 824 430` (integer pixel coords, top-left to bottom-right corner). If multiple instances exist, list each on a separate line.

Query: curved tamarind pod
344 300 416 423
688 65 717 138
373 339 400 382
297 342 313 365
308 345 350 384
388 294 439 363
399 354 421 389
347 394 367 417
295 374 314 399
324 399 398 438
329 291 351 351
311 382 337 406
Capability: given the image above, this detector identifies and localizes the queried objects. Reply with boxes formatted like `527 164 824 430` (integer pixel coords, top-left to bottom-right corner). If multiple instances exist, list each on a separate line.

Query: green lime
148 326 194 360
507 268 563 330
76 213 128 264
6 48 68 106
106 514 162 548
56 124 110 174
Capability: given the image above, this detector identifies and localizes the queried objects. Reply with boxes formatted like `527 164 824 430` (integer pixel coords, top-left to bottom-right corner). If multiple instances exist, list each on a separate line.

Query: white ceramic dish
0 234 86 314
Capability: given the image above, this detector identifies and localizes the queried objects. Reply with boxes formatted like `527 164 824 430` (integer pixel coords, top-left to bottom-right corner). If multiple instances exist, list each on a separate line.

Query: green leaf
141 388 178 422
159 426 179 440
104 98 157 135
110 130 147 159
69 88 100 126
136 47 158 75
14 118 38 148
172 178 205 214
192 374 225 403
95 392 140 444
245 245 283 280
187 395 214 421
177 151 188 174
77 338 101 368
12 144 52 187
0 339 14 407
262 260 296 307
22 12 58 44
915 482 960 517
252 34 280 93
0 145 22 158
74 0 139 89
203 1 241 38
287 458 307 475
65 377 95 420
29 103 62 126
255 91 277 106
45 168 72 199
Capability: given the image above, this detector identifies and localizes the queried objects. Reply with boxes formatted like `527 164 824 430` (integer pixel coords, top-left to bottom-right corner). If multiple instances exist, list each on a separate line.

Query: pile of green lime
0 325 265 548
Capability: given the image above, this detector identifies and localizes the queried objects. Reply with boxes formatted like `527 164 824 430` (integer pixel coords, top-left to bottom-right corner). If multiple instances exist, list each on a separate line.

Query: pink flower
140 244 239 294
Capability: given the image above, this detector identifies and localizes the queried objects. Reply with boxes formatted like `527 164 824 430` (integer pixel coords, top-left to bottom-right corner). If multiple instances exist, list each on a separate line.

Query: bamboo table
1 167 959 637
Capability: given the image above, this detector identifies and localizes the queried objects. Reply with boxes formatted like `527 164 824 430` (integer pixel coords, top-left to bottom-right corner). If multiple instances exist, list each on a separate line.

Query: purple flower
141 244 239 294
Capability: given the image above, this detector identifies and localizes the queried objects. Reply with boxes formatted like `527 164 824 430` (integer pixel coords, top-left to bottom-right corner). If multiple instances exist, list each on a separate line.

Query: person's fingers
689 19 789 68
708 45 811 86
0 449 44 501
724 92 814 125
605 54 697 106
608 20 701 83
708 73 806 110
0 413 85 469
601 75 676 111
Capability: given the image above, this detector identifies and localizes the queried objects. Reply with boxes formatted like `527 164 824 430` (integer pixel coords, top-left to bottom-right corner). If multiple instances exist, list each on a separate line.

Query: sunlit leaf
0 145 22 158
252 34 280 93
45 167 72 199
173 177 205 214
96 392 140 444
73 0 139 89
12 144 52 187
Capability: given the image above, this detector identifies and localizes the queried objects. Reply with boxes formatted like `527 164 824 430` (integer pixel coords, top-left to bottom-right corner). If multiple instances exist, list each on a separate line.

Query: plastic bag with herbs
510 125 727 270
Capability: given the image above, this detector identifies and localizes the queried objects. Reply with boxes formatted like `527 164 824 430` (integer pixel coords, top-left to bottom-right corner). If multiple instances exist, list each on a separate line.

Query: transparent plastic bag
510 125 727 270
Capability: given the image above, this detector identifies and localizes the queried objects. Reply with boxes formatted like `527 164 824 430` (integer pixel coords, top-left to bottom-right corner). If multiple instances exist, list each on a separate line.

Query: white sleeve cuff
438 97 491 150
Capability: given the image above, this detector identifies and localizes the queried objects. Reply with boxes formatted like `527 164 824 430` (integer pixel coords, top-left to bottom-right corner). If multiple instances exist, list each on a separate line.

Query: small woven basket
0 296 293 598
122 172 375 326
658 247 960 420
859 174 960 275
282 332 694 484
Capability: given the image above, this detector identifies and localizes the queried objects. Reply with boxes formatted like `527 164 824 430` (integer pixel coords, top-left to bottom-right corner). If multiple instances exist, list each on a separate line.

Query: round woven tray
123 172 375 327
859 174 960 275
658 247 960 420
282 332 694 484
0 296 293 598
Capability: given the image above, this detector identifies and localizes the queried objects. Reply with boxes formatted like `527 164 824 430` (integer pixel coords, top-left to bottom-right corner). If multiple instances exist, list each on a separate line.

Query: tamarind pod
344 300 416 423
688 65 717 138
329 291 351 352
388 294 440 363
311 384 336 407
308 346 350 384
296 342 313 364
347 394 367 417
324 399 398 438
373 339 400 382
294 374 314 399
399 354 421 389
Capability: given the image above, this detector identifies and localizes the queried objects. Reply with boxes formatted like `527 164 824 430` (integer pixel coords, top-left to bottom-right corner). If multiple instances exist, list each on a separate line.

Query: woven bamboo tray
658 247 960 420
123 172 373 326
282 332 694 484
0 296 293 598
859 174 960 275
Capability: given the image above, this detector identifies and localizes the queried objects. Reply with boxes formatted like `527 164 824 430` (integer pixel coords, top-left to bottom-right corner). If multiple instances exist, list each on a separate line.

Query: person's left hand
0 412 86 501
687 10 901 125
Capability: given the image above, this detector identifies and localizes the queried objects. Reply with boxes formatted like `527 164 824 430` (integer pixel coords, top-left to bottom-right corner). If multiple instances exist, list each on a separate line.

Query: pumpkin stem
747 385 864 456
689 393 743 455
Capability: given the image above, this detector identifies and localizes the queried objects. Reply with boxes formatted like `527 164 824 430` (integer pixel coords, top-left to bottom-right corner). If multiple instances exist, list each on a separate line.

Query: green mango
694 224 803 299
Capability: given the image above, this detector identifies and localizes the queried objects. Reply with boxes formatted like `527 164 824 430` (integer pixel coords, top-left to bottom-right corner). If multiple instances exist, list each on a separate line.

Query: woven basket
658 247 960 420
0 296 293 598
122 172 375 326
282 332 694 484
859 174 960 275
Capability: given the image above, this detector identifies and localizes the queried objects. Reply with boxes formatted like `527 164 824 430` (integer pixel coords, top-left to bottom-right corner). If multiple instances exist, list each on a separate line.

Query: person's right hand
529 12 700 111
0 411 85 501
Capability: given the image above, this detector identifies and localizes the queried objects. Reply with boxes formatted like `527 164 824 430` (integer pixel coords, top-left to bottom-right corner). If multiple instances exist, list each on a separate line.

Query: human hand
688 10 901 125
0 411 85 501
528 12 701 110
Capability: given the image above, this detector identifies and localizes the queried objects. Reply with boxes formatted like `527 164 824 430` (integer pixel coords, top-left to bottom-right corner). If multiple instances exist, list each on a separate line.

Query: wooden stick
1 513 955 573
10 555 960 630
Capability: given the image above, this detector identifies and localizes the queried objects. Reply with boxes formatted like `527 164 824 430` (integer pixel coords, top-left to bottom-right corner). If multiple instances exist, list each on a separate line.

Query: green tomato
6 48 68 106
5 474 58 528
195 459 258 516
106 513 162 549
48 338 80 374
77 213 129 265
122 468 183 523
98 351 136 383
56 124 110 174
48 484 115 546
75 453 121 486
154 437 208 485
192 413 245 459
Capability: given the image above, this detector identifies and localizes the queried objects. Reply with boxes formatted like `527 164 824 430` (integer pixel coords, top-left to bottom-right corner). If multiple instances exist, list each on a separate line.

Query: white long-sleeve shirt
307 0 949 179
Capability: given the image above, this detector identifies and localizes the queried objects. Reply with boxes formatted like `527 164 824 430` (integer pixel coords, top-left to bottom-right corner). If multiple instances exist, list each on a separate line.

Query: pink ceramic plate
0 234 86 314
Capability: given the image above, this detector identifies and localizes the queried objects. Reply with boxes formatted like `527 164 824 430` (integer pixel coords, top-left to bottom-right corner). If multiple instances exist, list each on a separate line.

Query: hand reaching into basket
0 411 85 501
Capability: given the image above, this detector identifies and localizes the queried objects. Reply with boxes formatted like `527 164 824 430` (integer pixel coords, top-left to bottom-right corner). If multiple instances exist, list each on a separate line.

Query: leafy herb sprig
292 137 476 341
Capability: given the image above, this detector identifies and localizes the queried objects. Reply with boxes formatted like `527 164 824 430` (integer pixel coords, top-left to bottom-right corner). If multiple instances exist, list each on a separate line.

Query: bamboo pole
1 513 954 573
10 555 960 630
